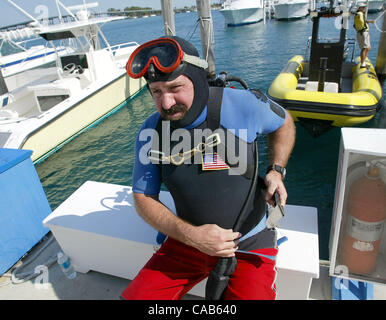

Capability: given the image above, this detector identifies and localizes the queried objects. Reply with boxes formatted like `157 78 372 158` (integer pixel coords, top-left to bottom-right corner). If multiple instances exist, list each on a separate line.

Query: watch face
267 165 286 178
270 164 286 178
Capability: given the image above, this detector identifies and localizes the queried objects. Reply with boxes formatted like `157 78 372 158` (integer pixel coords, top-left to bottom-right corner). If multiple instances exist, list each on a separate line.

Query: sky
1 0 215 28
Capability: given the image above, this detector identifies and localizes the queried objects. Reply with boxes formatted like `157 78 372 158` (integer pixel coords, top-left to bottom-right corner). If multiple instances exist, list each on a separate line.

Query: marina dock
1 0 385 302
0 179 384 301
0 237 348 300
0 216 385 300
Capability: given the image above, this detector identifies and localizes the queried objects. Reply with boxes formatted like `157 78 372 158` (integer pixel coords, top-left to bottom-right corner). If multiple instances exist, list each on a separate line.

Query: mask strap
182 53 208 69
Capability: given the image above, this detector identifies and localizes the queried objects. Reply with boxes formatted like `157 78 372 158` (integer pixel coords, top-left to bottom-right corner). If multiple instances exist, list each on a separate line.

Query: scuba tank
341 162 386 275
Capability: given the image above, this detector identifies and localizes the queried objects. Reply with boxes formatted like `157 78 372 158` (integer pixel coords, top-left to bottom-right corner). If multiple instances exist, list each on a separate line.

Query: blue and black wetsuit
132 87 286 243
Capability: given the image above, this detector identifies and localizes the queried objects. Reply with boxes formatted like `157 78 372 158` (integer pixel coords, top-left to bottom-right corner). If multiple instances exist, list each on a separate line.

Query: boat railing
0 42 52 74
346 38 356 61
107 42 139 61
109 41 139 53
12 42 61 73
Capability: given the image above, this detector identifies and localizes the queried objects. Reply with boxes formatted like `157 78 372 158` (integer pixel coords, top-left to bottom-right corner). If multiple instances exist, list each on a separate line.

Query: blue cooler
0 148 51 275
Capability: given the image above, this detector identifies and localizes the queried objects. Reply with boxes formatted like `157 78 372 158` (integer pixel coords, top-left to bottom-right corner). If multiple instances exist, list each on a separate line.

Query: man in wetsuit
121 36 296 300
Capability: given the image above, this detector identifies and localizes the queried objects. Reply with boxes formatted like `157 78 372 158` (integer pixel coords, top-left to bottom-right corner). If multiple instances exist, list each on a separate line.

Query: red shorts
121 237 278 300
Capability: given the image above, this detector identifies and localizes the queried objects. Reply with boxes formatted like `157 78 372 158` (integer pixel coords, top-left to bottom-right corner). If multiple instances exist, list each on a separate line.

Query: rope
2 233 58 285
373 9 386 33
185 19 199 41
164 23 176 36
184 16 213 68
198 16 213 62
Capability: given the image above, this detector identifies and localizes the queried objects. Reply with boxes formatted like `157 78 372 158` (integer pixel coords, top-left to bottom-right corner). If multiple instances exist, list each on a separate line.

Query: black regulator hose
205 139 259 300
208 72 249 90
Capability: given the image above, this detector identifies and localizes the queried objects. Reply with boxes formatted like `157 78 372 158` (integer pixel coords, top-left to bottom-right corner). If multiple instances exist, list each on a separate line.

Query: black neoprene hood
146 36 210 129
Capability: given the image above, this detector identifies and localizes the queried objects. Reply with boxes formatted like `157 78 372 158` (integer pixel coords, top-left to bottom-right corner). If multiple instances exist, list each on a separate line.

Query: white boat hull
11 74 145 163
0 46 69 78
0 1 146 164
367 0 384 12
274 2 310 20
220 7 264 26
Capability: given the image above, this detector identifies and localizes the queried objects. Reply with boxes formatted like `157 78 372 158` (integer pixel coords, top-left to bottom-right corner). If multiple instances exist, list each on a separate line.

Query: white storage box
43 180 319 299
329 128 386 284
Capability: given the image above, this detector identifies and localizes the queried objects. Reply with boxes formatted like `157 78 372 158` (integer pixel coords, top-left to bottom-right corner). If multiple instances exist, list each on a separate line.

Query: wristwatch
266 164 286 180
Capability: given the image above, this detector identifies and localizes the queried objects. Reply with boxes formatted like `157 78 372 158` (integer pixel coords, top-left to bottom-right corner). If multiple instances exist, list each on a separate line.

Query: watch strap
266 164 286 179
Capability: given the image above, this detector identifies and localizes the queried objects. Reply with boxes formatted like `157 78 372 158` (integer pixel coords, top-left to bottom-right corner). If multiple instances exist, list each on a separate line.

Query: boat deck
295 61 354 93
1 234 385 300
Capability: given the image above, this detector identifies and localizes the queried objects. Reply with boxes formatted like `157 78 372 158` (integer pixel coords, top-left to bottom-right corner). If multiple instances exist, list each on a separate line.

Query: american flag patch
202 153 230 171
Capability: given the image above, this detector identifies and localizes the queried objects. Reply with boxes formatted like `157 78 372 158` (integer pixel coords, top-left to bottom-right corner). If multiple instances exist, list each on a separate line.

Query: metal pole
57 0 78 21
365 0 370 20
375 13 386 81
196 0 216 78
7 0 40 24
160 0 176 36
263 0 266 25
55 0 63 23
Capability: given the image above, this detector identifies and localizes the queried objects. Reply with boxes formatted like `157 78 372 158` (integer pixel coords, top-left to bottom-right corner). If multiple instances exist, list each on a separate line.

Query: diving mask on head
126 38 208 80
127 36 210 129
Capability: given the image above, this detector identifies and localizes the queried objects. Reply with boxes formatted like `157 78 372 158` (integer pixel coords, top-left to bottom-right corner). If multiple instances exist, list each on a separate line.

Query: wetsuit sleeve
221 88 286 141
132 113 162 195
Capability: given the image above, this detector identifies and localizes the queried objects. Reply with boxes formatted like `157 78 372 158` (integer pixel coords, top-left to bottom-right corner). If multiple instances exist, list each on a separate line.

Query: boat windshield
0 39 24 56
316 17 342 43
0 36 49 57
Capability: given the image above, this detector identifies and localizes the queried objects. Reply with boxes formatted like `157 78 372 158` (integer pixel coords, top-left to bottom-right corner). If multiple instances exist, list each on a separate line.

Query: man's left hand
264 170 287 207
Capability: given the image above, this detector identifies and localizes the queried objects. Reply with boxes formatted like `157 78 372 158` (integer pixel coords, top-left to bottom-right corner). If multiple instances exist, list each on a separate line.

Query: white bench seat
43 181 319 300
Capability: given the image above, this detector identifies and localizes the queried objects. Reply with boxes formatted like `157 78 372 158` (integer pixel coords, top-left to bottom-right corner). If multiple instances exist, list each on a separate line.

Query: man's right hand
133 193 241 258
185 224 241 257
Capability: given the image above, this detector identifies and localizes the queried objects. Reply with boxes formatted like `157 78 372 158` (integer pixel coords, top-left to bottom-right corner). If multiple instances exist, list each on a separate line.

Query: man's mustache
161 103 188 118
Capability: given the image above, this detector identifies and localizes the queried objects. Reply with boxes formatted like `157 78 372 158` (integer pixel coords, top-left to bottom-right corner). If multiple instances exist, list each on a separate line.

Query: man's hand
186 224 241 257
264 170 287 207
133 193 241 258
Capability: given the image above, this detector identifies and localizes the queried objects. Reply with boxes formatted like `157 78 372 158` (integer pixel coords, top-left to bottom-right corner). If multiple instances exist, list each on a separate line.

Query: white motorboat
220 0 264 26
0 29 75 107
273 0 310 20
367 0 385 12
0 1 146 163
0 30 69 79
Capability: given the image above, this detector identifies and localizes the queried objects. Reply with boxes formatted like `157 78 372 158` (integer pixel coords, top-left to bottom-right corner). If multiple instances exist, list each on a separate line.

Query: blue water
35 10 386 260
